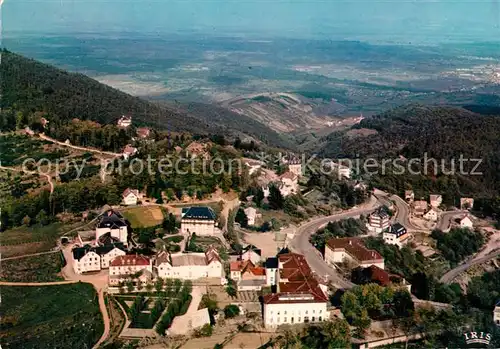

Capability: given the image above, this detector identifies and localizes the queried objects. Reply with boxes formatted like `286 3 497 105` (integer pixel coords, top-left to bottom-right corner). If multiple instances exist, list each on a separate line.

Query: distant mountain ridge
0 50 291 148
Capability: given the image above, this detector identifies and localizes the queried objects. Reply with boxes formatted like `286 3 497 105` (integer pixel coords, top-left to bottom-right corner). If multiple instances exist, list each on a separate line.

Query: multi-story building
383 223 411 248
264 257 279 286
108 255 152 285
181 206 217 236
367 209 390 233
325 237 385 269
72 243 126 274
122 188 141 206
155 247 223 280
96 210 128 246
262 252 329 328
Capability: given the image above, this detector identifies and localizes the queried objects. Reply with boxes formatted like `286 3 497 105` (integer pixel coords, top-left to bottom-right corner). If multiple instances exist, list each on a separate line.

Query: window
298 317 301 322
312 317 315 322
291 317 294 324
304 316 309 323
305 310 308 314
284 317 287 323
319 310 322 313
319 316 322 321
284 311 287 315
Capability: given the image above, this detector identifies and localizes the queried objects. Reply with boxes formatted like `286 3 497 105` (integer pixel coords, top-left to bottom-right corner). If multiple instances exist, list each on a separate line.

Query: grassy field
122 206 165 228
0 252 65 282
0 283 103 349
0 221 86 258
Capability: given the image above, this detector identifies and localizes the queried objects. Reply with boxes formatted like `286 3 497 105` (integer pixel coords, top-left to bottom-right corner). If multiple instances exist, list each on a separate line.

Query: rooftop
182 206 216 221
110 255 149 267
387 223 408 238
326 237 384 263
97 210 127 229
265 257 279 269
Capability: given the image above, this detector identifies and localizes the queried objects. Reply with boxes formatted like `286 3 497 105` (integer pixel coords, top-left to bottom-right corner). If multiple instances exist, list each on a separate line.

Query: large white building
109 255 152 285
155 247 223 281
96 210 128 246
366 209 390 233
262 253 329 328
181 206 217 236
72 243 127 274
325 237 385 269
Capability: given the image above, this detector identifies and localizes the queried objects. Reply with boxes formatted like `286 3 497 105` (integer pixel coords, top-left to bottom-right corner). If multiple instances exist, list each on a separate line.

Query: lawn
0 252 65 282
122 206 165 228
0 283 104 349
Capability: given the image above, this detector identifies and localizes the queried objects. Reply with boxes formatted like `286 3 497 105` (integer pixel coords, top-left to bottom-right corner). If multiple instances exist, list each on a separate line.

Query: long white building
72 243 126 274
155 246 223 281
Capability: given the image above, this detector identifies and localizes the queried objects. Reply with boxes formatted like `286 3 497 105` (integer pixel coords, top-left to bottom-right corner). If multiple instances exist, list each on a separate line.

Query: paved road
436 210 468 231
290 195 381 289
390 195 423 231
439 250 500 283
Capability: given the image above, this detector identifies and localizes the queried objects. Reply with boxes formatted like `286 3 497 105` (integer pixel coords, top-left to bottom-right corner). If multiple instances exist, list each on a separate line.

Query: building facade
383 223 410 248
109 255 152 285
181 206 217 236
155 247 223 280
96 210 128 245
367 209 390 233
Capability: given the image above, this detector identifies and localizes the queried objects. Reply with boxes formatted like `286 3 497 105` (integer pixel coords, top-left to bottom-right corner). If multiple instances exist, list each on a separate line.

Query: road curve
439 250 500 283
391 195 422 231
290 195 381 289
436 210 468 231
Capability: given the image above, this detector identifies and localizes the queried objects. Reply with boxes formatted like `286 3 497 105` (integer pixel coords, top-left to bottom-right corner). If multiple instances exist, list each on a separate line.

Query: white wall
101 248 126 268
74 251 101 274
123 194 138 205
96 226 128 245
157 261 222 279
241 250 261 264
263 302 329 328
266 268 277 286
181 220 215 235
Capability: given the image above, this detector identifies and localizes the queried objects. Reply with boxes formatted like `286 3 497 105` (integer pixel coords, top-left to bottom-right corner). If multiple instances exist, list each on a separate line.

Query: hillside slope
319 105 500 197
0 50 290 148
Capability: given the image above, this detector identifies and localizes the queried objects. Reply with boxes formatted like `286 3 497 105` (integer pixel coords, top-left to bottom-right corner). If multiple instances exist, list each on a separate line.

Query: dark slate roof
94 243 126 256
97 210 127 229
72 245 92 260
496 299 500 307
372 208 390 219
277 247 290 255
182 206 216 221
265 257 279 269
243 244 262 256
388 223 407 237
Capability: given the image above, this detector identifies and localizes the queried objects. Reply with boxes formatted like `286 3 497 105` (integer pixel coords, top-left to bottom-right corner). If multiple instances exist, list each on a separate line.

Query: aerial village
4 114 499 349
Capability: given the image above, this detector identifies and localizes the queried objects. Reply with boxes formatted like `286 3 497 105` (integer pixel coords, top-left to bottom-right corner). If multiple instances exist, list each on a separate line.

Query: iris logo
463 331 492 346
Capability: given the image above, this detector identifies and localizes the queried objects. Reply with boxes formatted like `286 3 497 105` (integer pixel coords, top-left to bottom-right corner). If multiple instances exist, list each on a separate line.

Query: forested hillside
0 50 290 149
319 105 500 201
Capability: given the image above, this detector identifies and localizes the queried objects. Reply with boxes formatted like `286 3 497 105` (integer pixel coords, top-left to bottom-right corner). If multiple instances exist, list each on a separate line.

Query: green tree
268 184 284 210
224 304 240 318
35 209 48 226
235 208 248 228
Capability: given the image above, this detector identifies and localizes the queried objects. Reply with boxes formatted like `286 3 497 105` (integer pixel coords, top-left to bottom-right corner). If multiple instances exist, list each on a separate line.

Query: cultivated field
0 252 65 282
122 206 165 228
0 283 103 349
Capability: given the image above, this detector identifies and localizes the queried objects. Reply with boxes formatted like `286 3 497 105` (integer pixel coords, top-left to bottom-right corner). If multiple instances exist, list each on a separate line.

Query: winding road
390 194 423 231
290 195 381 289
435 210 468 231
439 250 500 283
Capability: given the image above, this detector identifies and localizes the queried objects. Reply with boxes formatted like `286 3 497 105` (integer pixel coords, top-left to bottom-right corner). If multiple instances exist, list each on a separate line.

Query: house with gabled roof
405 190 415 202
72 242 126 274
180 206 217 236
117 115 132 128
240 244 262 264
230 259 266 291
122 144 138 160
460 215 474 229
430 194 443 208
383 223 411 248
155 246 223 281
96 209 128 245
108 255 152 285
424 207 439 221
325 237 385 269
494 300 500 326
122 188 141 206
352 265 411 293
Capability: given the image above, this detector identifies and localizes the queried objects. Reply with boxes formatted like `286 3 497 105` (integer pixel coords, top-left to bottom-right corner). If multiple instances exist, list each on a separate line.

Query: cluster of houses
366 209 412 247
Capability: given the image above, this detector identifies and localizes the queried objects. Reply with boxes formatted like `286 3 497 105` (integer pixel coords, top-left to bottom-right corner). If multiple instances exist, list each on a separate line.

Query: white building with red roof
122 144 138 160
109 255 152 285
230 259 266 291
117 115 132 128
325 237 385 269
262 252 329 328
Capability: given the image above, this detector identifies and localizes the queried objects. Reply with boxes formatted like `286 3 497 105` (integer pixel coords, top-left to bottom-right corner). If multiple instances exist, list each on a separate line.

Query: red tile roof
110 255 149 267
136 127 150 138
263 252 328 305
326 238 383 263
230 260 255 272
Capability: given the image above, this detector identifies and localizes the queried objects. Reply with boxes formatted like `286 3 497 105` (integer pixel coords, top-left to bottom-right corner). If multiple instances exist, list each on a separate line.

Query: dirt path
93 288 111 349
2 250 59 261
0 165 55 194
39 133 121 157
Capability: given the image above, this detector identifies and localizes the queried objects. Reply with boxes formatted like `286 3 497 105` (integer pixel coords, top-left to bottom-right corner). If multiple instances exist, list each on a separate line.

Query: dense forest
0 50 290 149
320 104 500 209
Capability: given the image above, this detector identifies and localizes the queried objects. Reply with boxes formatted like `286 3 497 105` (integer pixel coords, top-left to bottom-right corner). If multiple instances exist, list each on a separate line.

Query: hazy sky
3 0 500 43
